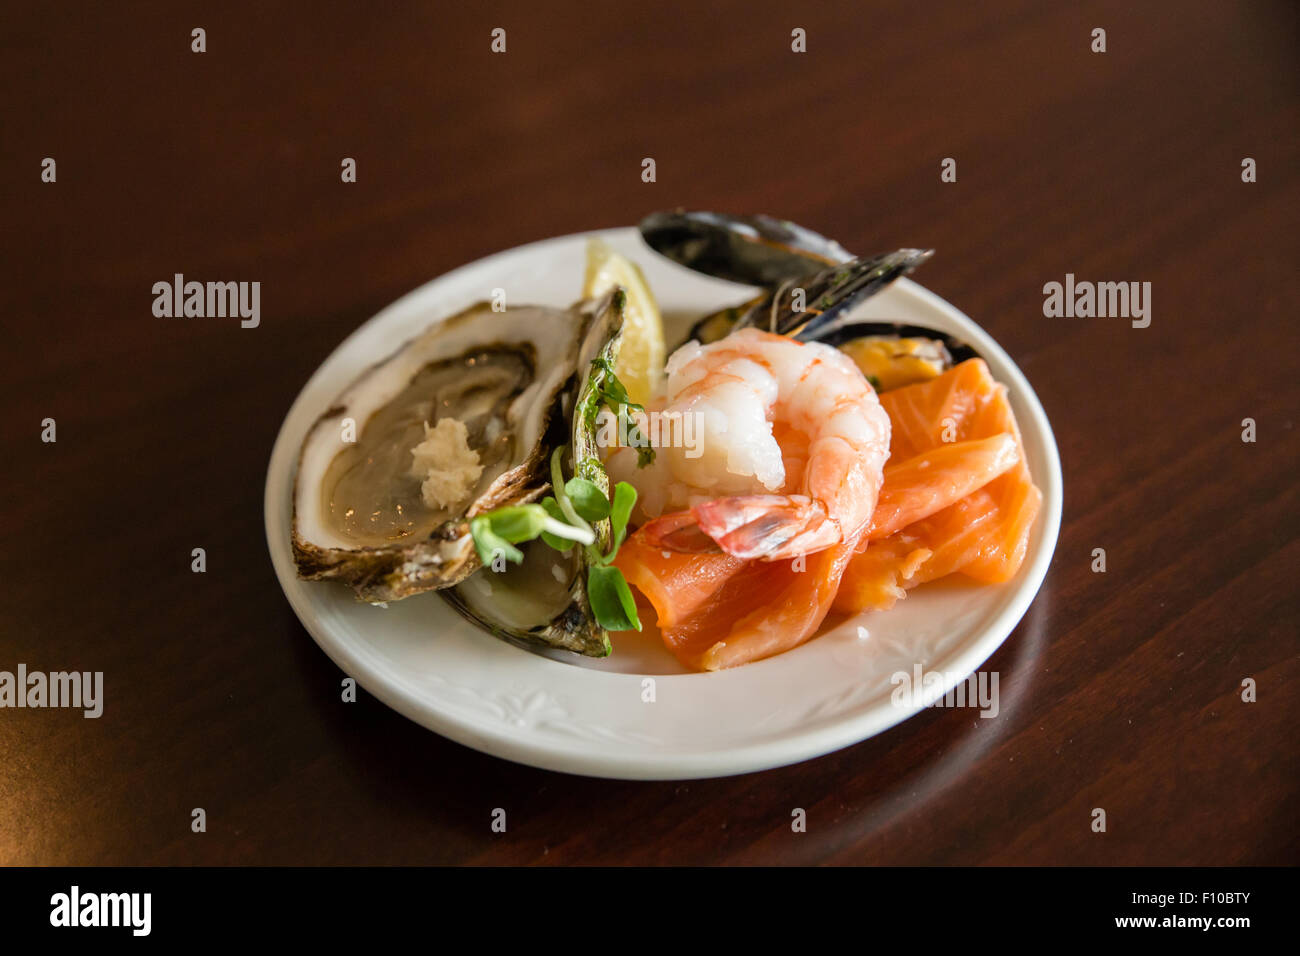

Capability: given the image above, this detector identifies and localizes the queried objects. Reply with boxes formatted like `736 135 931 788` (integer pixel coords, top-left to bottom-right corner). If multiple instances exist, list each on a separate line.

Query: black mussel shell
639 209 852 287
742 249 935 341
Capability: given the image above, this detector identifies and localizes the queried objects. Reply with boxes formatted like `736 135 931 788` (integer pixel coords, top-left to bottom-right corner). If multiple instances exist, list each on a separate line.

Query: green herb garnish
584 355 656 467
469 501 593 566
587 564 640 632
468 445 642 632
564 477 610 522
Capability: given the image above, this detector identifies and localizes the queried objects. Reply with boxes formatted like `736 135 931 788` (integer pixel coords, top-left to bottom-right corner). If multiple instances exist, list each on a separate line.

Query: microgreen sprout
469 445 641 632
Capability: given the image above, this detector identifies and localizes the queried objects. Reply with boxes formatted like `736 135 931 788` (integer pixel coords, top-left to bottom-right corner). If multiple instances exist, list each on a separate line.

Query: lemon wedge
582 239 665 406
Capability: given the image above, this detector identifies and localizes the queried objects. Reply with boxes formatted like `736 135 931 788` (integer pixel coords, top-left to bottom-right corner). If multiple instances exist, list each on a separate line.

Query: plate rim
263 227 1063 780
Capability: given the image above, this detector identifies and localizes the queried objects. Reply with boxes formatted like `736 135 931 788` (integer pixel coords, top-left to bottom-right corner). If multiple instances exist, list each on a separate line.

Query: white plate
264 228 1062 779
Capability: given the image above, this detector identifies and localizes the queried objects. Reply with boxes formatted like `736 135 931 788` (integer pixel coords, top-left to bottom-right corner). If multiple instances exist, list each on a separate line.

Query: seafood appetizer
292 214 1042 671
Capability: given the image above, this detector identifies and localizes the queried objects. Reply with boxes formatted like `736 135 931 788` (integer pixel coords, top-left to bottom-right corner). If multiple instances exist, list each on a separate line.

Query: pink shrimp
608 327 890 561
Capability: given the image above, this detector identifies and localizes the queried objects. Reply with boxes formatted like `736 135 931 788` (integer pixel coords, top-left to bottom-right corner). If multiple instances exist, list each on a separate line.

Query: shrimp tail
638 511 723 553
643 497 846 560
692 494 841 561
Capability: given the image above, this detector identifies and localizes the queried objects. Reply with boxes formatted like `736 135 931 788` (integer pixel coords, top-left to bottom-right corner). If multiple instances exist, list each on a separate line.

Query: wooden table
2 0 1295 865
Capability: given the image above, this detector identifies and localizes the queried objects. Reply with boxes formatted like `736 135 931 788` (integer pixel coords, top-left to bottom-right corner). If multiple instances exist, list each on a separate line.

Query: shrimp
606 327 890 561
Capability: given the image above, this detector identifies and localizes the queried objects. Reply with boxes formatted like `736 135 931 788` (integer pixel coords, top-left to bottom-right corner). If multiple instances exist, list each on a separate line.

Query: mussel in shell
638 209 975 389
810 319 979 391
675 247 935 351
639 210 932 348
735 249 936 340
638 209 852 287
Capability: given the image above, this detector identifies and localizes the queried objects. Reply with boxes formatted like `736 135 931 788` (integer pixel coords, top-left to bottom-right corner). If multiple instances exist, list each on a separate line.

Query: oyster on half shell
442 291 626 657
292 299 595 603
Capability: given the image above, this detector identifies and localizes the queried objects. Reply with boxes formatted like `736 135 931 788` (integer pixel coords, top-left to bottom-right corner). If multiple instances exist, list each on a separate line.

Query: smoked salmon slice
615 514 747 629
835 489 1003 613
616 519 860 670
957 373 1042 583
881 357 1000 461
867 432 1020 540
835 359 1041 614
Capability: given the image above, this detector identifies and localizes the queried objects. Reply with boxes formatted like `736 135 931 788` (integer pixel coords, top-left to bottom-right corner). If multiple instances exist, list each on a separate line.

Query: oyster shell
441 291 626 657
292 300 593 602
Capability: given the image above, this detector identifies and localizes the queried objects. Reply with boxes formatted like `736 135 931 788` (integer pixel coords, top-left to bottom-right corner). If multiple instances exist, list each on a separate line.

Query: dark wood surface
2 1 1295 865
